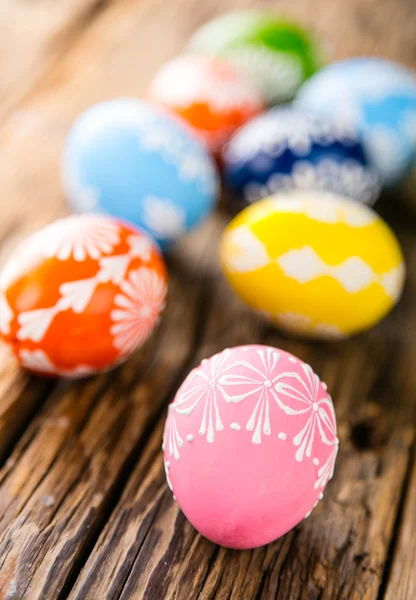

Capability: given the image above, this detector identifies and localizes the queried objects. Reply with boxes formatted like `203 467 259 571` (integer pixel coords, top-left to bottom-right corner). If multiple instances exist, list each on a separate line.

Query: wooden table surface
0 0 415 598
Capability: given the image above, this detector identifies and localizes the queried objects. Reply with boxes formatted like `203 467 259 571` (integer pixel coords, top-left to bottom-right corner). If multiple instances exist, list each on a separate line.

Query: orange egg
0 215 167 377
148 54 265 154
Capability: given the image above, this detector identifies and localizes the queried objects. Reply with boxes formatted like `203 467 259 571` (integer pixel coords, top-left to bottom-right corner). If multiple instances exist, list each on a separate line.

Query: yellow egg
219 191 405 339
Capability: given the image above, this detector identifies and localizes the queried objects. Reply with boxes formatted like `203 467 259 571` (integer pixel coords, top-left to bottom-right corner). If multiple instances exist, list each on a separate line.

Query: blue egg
296 58 416 185
62 99 219 249
222 106 380 206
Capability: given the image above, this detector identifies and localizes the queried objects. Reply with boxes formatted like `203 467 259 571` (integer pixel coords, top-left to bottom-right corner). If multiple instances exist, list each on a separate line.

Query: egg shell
148 54 265 154
0 215 167 377
219 191 405 339
222 106 381 207
62 99 219 249
163 344 338 549
297 58 416 185
188 10 324 104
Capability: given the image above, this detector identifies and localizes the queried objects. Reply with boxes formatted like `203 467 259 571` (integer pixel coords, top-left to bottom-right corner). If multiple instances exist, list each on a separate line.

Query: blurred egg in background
62 99 219 250
188 10 325 105
148 54 265 155
222 106 380 207
297 58 416 185
219 191 405 340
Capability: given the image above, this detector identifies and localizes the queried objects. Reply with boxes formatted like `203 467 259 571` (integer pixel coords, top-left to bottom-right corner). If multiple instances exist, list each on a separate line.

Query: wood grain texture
0 346 54 463
0 0 120 120
385 447 416 600
0 0 414 598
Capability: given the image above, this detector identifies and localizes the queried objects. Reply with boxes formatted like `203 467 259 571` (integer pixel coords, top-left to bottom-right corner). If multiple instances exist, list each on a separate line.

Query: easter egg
163 344 338 549
0 215 167 377
188 10 324 104
62 99 219 249
219 191 405 339
222 106 381 207
148 54 265 154
297 58 416 185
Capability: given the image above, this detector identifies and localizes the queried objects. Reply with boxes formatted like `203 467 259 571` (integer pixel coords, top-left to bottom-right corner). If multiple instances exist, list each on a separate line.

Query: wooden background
0 0 415 598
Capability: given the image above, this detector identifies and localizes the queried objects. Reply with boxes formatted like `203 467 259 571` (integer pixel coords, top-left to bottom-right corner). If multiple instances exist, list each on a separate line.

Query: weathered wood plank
0 345 54 463
0 0 120 120
68 212 416 600
385 449 416 600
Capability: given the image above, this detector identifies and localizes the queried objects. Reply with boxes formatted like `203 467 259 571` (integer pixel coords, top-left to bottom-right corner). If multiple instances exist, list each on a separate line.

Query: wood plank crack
377 438 416 599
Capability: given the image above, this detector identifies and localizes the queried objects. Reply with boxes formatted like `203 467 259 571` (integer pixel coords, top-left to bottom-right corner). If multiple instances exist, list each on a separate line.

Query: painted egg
0 215 167 377
219 191 405 339
188 10 324 105
297 58 416 185
148 54 265 154
62 99 219 249
222 106 381 207
163 344 338 549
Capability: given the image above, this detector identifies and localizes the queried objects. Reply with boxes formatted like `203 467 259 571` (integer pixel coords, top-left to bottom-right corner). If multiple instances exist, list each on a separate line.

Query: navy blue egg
62 99 219 250
222 106 381 207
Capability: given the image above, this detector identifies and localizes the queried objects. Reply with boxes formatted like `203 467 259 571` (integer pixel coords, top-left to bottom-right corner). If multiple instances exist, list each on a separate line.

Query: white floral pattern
220 225 270 272
18 349 98 378
137 118 217 196
19 349 57 374
224 45 303 103
2 216 165 374
58 278 97 314
111 267 167 355
95 234 152 285
164 346 338 504
14 250 166 351
314 440 339 489
172 349 239 443
164 410 184 461
97 255 131 285
42 216 121 262
127 234 153 262
244 159 381 206
274 363 337 462
142 196 186 241
164 460 173 491
150 55 263 113
225 108 360 163
17 307 59 342
218 347 282 443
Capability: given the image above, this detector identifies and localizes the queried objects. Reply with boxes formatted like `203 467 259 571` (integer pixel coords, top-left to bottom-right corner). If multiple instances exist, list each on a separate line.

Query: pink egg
163 345 338 549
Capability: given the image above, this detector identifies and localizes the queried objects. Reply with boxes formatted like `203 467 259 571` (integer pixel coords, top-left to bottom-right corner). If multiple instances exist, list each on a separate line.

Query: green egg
188 10 325 105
